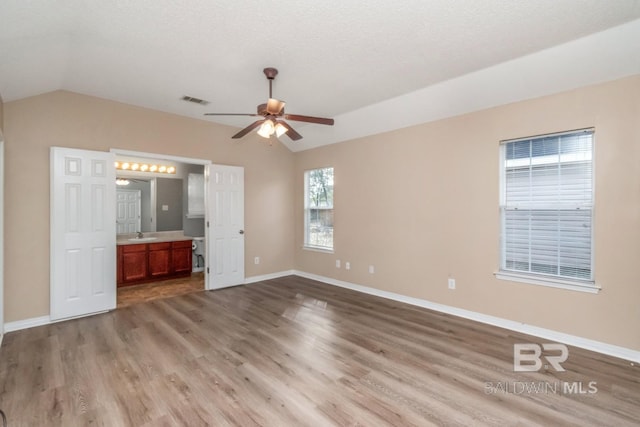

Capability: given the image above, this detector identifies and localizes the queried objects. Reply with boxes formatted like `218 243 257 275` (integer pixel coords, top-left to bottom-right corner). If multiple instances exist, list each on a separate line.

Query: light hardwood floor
0 275 638 426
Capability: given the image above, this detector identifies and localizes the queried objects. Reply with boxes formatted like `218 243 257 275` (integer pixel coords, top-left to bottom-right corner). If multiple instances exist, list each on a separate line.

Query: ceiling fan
204 67 334 141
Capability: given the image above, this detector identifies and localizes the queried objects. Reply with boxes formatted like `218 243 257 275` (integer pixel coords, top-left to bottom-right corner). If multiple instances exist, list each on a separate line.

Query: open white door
50 147 116 321
0 140 4 339
206 164 245 290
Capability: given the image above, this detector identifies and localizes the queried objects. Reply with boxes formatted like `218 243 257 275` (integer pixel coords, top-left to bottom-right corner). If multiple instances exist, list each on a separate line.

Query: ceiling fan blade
231 120 264 139
283 114 334 126
204 113 259 116
266 98 285 115
278 121 303 141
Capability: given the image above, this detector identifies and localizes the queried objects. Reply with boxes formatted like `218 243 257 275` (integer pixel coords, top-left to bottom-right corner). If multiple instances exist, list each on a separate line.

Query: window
499 129 596 291
304 167 334 250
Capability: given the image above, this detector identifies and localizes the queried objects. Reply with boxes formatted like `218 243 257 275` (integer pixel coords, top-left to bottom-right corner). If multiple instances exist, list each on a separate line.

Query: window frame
496 128 600 293
303 167 334 252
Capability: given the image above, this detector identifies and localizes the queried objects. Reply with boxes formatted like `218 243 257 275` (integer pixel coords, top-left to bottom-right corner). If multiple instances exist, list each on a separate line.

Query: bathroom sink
128 237 158 242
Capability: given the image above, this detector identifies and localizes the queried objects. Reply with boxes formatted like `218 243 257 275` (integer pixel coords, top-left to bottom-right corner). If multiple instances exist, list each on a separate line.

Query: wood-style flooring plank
1 275 639 426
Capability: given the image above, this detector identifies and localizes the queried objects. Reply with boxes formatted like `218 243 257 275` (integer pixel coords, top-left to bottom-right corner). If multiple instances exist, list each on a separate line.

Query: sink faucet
136 231 143 239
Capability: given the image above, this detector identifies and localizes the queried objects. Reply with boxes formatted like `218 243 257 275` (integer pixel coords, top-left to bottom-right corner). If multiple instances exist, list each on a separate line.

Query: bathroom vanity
117 232 193 287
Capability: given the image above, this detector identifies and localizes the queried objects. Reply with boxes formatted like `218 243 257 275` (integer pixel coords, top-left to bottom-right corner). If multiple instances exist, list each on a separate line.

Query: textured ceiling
1 1 640 151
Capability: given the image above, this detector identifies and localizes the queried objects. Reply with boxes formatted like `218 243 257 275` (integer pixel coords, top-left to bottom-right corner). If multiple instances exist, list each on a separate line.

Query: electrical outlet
254 256 260 265
369 265 375 274
336 259 341 268
448 278 456 290
345 262 351 270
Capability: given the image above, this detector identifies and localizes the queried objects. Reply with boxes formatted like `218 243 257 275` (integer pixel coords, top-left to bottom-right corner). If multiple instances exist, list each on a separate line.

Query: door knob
239 230 245 235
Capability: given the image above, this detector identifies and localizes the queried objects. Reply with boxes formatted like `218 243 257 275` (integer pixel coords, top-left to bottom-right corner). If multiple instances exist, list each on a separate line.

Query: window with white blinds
500 129 595 286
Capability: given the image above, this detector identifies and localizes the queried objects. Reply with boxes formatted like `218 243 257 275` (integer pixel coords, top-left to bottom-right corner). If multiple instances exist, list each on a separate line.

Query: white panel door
116 189 141 233
51 147 116 321
206 164 244 290
0 140 4 338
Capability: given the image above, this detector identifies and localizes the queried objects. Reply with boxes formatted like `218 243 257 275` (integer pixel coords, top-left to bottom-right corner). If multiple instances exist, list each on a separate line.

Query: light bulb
257 120 275 138
167 166 176 174
140 164 149 172
159 165 167 173
114 161 120 168
131 163 140 171
121 162 130 170
150 165 158 172
275 122 287 138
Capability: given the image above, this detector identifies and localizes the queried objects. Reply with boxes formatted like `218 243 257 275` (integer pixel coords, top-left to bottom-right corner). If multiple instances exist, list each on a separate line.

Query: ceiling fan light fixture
257 119 275 138
275 122 287 138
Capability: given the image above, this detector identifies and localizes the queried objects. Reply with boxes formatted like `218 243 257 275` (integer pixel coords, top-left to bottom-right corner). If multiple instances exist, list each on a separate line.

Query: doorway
113 150 209 306
111 150 246 305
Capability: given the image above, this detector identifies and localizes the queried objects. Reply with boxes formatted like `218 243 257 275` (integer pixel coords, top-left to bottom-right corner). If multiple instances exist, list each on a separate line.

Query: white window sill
495 271 601 294
186 213 204 219
303 245 334 254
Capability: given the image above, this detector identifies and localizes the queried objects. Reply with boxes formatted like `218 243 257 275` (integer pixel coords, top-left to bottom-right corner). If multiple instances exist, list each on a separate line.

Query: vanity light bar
114 161 176 174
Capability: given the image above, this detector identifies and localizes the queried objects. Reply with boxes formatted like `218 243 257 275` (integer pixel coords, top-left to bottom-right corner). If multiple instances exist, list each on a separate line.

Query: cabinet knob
239 229 245 235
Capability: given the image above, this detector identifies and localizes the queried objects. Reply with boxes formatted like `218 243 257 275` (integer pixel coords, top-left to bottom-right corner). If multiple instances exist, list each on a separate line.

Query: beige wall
295 75 640 351
4 91 295 322
0 92 4 132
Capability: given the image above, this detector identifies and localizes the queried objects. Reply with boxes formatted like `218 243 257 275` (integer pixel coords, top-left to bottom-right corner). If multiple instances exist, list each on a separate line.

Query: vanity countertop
116 231 194 246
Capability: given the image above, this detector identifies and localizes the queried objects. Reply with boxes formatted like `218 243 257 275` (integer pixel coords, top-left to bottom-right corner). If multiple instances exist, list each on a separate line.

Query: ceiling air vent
181 95 210 105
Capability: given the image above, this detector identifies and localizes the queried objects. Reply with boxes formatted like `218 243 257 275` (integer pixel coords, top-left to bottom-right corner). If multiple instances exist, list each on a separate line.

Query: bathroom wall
156 177 183 231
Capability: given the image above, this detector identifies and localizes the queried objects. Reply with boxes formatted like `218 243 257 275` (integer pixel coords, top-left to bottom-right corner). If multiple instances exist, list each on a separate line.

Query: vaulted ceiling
1 1 640 151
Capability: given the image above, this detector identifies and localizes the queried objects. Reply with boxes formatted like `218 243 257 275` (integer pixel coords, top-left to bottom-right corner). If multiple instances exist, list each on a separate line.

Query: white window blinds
500 129 594 282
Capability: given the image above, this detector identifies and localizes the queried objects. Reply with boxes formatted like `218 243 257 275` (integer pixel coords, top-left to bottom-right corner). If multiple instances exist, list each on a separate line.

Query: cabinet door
149 242 171 278
172 240 193 275
122 244 147 283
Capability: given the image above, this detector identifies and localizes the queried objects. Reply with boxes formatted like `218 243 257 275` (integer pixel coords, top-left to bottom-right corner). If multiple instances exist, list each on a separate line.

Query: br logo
513 343 569 372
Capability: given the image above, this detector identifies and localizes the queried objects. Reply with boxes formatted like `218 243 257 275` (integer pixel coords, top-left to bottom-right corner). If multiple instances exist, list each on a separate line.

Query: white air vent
181 95 210 105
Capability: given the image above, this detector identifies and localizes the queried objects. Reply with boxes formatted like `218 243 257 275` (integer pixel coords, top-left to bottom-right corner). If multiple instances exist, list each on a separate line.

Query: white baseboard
244 270 295 284
293 270 640 364
4 315 51 333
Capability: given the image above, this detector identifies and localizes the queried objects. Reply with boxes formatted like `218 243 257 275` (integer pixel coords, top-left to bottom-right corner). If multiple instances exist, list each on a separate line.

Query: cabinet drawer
172 240 193 249
122 243 146 253
148 242 171 251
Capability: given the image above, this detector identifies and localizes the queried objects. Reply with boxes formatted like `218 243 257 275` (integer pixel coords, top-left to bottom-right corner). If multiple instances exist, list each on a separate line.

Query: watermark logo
513 343 568 372
484 381 598 395
482 342 598 396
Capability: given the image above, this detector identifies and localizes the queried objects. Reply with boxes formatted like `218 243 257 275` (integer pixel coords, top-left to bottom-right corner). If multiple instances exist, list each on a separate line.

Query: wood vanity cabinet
117 240 193 287
120 244 148 283
148 242 171 278
171 240 193 275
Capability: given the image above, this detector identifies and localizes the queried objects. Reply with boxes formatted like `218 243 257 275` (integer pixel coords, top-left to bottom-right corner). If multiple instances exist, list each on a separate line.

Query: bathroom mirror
115 158 205 236
115 177 184 234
